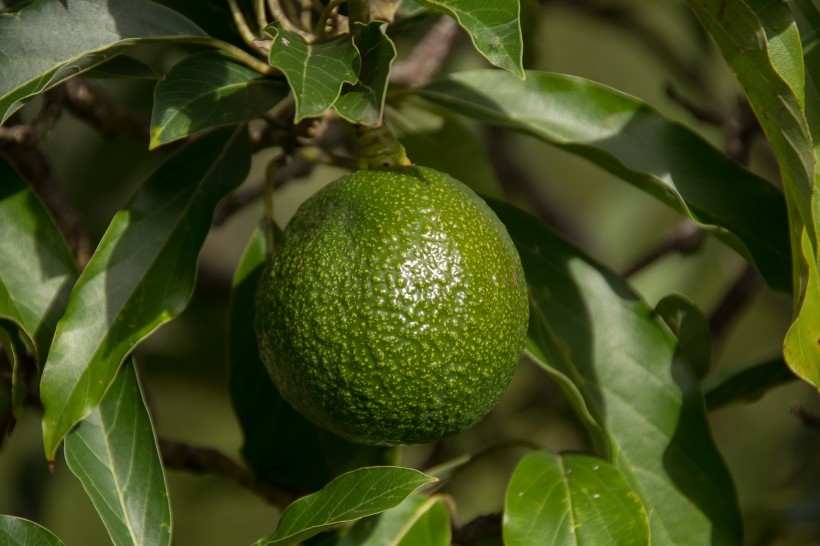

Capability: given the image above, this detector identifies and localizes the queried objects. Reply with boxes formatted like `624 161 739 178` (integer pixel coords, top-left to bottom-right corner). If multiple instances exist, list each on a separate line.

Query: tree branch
708 265 760 346
391 16 461 87
159 438 299 507
622 220 706 278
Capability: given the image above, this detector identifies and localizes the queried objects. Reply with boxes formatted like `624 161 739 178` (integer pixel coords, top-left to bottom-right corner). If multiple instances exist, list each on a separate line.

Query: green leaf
334 22 397 126
0 0 206 124
419 70 791 293
653 295 713 380
686 0 820 388
64 362 170 546
417 0 524 78
339 494 451 546
253 467 436 546
792 0 820 161
150 50 289 148
266 22 360 121
0 515 65 546
86 56 160 80
229 227 393 492
0 156 76 363
491 201 743 545
504 451 649 546
40 126 250 461
705 358 795 411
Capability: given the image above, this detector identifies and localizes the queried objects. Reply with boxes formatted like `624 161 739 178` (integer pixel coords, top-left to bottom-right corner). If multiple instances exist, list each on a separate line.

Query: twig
391 16 461 87
60 79 149 140
708 265 760 346
665 83 724 126
622 220 706 277
228 0 262 46
791 404 820 430
159 438 299 507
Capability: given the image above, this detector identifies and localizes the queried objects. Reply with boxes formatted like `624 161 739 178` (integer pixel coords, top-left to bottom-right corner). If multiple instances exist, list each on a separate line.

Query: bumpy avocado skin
255 166 529 445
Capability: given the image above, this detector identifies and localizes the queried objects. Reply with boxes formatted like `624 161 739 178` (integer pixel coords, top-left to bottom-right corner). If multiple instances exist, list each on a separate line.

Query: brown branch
391 16 461 87
60 79 149 140
622 220 706 278
159 438 299 507
708 265 760 346
665 83 725 126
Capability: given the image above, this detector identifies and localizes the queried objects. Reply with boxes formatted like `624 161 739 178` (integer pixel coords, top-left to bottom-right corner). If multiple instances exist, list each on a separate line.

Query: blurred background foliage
1 0 819 544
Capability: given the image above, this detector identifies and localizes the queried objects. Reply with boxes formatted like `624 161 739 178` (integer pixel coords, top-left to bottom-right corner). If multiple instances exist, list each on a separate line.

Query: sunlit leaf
705 358 795 411
339 494 451 546
0 515 65 546
265 22 360 121
0 0 206 123
229 226 393 492
253 467 436 546
504 451 649 545
150 50 289 148
417 0 524 78
687 0 820 388
420 70 791 293
0 156 76 363
653 294 712 380
491 201 743 544
40 126 250 461
64 362 171 546
334 22 397 126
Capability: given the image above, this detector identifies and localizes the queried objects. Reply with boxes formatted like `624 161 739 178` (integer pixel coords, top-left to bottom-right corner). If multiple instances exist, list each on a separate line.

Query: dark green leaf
0 156 76 363
686 0 820 387
504 451 649 546
335 22 397 126
492 201 743 544
0 0 206 123
229 227 393 492
792 0 820 160
40 126 250 461
653 295 713 380
420 70 791 293
86 56 160 80
339 494 451 546
253 467 436 546
150 50 289 148
265 22 360 121
0 515 65 546
417 0 524 78
64 362 170 546
705 358 796 411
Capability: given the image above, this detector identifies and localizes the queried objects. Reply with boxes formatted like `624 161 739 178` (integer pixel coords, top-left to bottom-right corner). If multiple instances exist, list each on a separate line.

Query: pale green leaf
64 362 171 546
150 50 289 147
334 22 397 126
265 22 360 121
0 515 65 546
420 70 791 293
253 467 436 546
504 451 649 546
687 0 820 387
492 201 743 544
339 494 451 546
0 0 206 123
40 126 250 461
417 0 524 78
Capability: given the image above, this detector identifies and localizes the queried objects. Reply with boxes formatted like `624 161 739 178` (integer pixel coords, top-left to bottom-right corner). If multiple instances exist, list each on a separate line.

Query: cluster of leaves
0 0 818 544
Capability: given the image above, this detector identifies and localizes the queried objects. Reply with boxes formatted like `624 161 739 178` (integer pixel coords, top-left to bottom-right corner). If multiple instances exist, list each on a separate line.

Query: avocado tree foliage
0 0 818 544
